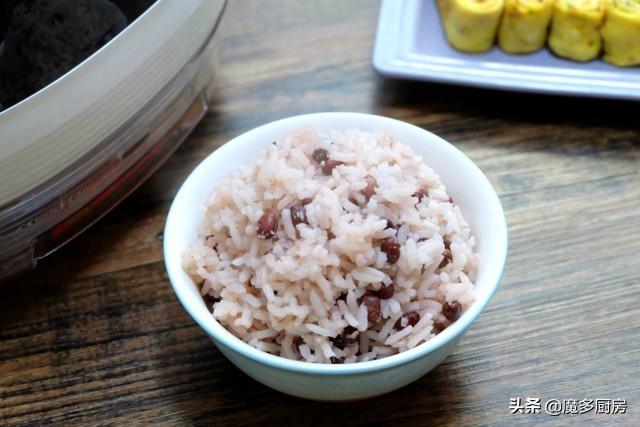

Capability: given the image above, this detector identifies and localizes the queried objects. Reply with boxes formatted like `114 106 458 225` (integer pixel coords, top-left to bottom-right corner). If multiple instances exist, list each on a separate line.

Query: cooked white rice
182 126 479 363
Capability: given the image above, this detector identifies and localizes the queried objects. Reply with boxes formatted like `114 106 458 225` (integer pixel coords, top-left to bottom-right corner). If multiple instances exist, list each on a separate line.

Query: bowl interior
164 112 508 373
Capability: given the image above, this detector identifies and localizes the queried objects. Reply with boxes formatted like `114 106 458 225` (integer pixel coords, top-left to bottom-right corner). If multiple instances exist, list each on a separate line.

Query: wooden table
2 1 639 425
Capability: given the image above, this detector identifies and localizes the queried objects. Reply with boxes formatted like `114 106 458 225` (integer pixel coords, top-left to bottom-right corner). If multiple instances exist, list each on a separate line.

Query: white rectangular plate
373 0 640 100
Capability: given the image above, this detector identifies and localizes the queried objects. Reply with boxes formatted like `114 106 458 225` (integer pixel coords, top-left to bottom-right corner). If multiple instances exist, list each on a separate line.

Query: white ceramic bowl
164 112 508 401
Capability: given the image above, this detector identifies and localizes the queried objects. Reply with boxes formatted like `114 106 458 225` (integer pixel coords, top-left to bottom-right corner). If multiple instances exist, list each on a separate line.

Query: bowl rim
164 112 508 375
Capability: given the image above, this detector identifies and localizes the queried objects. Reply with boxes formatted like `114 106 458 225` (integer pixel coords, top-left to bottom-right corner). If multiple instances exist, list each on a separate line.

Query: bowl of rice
164 112 508 401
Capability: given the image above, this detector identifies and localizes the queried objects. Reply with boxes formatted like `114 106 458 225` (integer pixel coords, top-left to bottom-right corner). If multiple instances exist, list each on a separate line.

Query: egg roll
437 0 504 53
601 0 640 66
548 0 604 62
498 0 553 54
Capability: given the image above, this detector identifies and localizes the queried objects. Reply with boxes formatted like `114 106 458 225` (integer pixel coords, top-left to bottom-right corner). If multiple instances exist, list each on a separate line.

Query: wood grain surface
2 1 639 425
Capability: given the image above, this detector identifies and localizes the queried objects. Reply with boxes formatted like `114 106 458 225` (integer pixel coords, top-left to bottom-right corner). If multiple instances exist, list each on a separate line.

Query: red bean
361 174 377 200
361 295 381 322
330 326 358 349
412 188 429 204
311 149 329 163
380 237 401 264
376 281 395 299
394 311 420 329
257 211 278 239
442 301 462 322
433 321 447 334
321 159 345 175
290 204 307 226
439 249 452 268
443 238 451 250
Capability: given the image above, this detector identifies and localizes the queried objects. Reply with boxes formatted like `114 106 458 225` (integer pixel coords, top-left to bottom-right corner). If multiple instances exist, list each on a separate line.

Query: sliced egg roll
548 0 605 62
601 0 640 66
437 0 504 53
498 0 554 54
